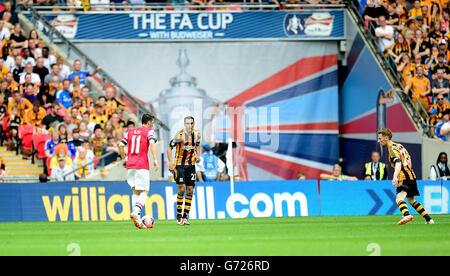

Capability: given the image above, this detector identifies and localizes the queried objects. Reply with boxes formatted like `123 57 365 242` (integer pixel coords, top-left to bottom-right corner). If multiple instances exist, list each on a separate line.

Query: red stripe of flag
226 54 337 106
245 150 329 180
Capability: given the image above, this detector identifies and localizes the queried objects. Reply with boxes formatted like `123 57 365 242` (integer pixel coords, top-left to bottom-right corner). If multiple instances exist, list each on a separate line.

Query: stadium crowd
0 6 133 179
363 0 450 141
9 0 343 12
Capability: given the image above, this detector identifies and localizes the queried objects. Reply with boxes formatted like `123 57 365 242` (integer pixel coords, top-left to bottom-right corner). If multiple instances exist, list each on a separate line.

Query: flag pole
226 138 234 217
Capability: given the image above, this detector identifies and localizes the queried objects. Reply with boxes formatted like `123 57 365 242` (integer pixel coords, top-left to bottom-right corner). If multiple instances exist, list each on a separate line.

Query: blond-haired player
378 128 434 225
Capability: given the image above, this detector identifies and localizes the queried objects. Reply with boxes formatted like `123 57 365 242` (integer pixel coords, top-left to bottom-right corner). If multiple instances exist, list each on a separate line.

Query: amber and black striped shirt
388 142 416 181
170 129 201 166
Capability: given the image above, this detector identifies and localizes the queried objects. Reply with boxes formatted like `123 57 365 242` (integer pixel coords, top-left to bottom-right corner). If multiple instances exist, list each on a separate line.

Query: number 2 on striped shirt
130 135 142 154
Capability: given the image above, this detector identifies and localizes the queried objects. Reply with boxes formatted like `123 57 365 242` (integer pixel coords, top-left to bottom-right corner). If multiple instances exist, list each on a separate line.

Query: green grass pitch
1 215 449 256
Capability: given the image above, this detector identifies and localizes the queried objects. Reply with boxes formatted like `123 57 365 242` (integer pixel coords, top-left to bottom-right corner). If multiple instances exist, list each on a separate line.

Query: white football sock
133 192 147 215
131 194 138 209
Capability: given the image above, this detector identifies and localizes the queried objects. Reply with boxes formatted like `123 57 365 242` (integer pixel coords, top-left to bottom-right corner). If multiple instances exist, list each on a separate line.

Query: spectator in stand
387 33 410 61
2 11 14 33
9 23 27 50
68 59 101 86
412 52 429 78
434 109 450 141
44 63 63 84
397 52 414 85
113 107 127 129
429 20 445 46
48 75 63 97
56 56 70 80
90 124 107 158
63 112 77 135
82 111 95 133
320 164 358 181
408 0 422 20
102 136 120 166
0 20 10 40
386 3 400 27
0 1 19 25
0 78 12 106
21 83 38 105
5 47 21 71
21 48 35 67
362 151 388 180
28 29 39 47
431 69 450 104
42 103 63 130
437 39 450 63
0 59 8 79
430 152 450 180
33 57 49 85
11 55 24 83
73 147 94 179
19 73 38 97
57 123 69 141
51 154 75 181
411 29 431 64
19 63 41 85
56 79 73 110
80 86 94 114
297 173 306 180
27 38 40 60
37 79 56 111
430 53 450 80
89 103 107 127
77 139 95 162
428 108 439 137
5 72 18 92
103 120 114 138
364 0 389 29
41 47 56 72
430 94 450 120
125 120 135 132
110 111 124 133
44 130 60 161
70 76 83 97
61 136 77 158
78 121 91 142
36 39 45 58
404 65 431 119
8 90 32 117
23 100 46 127
69 128 83 147
6 106 21 150
375 15 395 53
105 86 125 118
68 99 82 125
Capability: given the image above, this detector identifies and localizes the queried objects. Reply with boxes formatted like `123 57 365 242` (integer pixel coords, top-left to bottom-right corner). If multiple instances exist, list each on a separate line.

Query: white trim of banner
340 132 422 144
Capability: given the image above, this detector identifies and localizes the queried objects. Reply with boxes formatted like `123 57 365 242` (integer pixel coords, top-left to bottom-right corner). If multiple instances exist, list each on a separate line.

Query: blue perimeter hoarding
0 180 448 222
24 10 344 40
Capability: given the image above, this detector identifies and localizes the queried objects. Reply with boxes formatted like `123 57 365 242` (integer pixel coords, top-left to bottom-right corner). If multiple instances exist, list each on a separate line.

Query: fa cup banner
25 10 344 40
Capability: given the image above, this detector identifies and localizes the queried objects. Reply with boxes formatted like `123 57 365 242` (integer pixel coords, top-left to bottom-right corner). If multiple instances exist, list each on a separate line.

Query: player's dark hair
142 113 155 125
184 116 194 123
